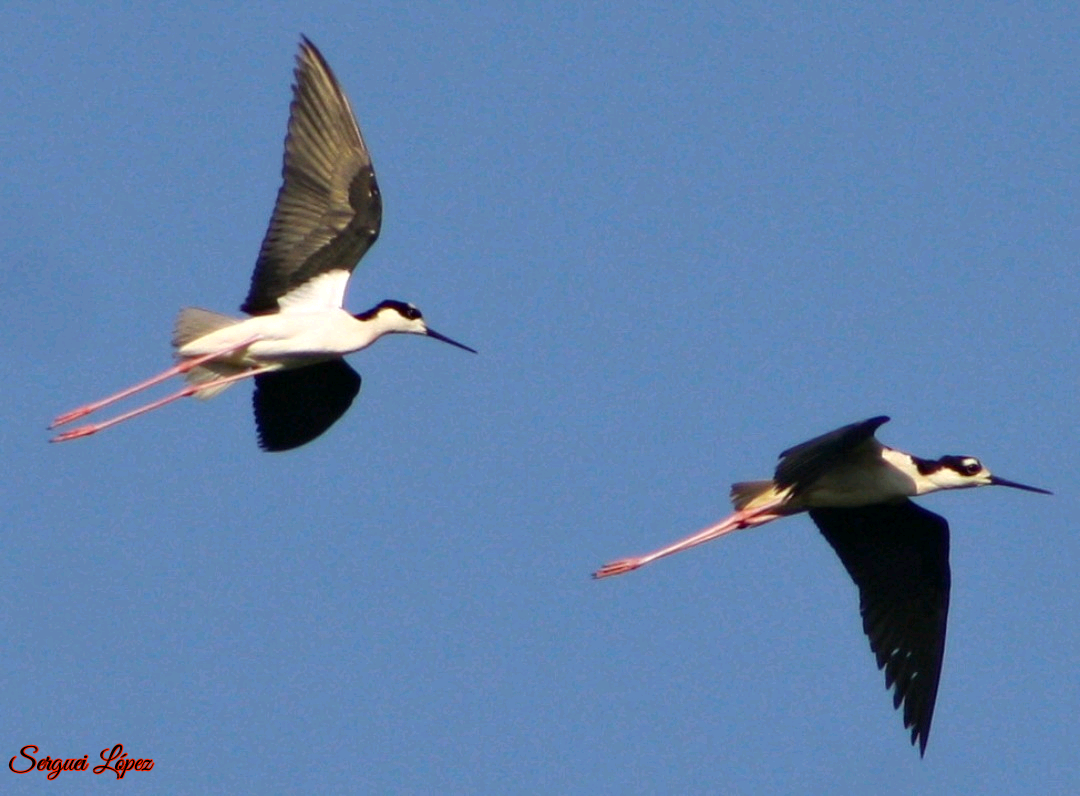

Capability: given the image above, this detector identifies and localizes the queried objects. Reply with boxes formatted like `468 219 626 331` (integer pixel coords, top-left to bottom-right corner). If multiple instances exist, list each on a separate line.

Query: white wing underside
275 269 352 312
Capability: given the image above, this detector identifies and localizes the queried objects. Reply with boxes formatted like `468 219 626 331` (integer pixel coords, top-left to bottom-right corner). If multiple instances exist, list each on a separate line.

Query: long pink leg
49 338 262 429
593 501 789 579
49 364 276 443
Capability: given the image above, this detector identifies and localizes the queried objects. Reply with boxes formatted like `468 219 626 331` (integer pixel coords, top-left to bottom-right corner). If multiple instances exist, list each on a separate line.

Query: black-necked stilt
50 37 475 452
594 416 1050 754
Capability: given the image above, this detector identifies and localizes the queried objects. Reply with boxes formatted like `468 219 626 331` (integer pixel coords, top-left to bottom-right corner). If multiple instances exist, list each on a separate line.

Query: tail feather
173 308 246 398
186 361 249 399
730 480 781 510
172 307 239 349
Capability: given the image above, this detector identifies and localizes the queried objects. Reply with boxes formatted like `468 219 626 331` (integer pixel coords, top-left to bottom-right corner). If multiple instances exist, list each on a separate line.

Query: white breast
800 448 921 507
178 308 378 366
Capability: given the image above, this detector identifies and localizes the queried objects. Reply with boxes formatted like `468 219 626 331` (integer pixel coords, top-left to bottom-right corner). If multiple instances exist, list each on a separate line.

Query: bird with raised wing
50 37 474 451
594 416 1050 754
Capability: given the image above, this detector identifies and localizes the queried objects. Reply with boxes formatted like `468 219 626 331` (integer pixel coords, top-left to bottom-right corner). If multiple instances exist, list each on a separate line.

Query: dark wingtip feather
810 501 950 758
241 36 380 315
253 360 361 451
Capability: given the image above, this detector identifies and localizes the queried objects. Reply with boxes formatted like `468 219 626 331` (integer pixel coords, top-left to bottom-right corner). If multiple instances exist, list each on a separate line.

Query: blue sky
4 2 1079 793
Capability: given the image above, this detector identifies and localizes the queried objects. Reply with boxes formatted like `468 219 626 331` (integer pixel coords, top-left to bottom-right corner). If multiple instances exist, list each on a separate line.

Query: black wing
252 359 362 451
809 500 950 756
241 37 382 315
775 416 890 495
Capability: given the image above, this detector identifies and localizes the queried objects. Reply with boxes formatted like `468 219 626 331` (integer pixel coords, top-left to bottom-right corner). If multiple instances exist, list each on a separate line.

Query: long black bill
990 475 1052 494
426 327 477 354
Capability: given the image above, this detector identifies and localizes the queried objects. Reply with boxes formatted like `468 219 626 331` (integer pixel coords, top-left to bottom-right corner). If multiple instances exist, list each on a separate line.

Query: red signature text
9 746 88 780
93 744 154 779
9 744 153 780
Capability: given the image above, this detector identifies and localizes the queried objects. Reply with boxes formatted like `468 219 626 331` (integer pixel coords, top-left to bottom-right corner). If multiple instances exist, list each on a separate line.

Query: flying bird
594 416 1050 754
50 37 475 451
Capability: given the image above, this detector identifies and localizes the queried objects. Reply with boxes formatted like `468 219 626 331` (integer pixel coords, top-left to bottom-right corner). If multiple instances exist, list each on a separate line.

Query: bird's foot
49 425 98 443
49 407 94 429
592 558 644 579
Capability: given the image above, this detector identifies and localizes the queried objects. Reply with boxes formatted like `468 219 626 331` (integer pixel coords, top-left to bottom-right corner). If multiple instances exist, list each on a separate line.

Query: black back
775 416 890 495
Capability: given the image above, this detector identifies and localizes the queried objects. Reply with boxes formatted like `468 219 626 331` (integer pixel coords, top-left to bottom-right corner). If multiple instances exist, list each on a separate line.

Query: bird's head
921 455 1051 494
357 300 476 353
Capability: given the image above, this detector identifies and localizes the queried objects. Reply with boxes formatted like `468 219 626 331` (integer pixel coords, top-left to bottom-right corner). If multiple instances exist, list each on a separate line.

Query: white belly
800 451 920 507
178 309 376 365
